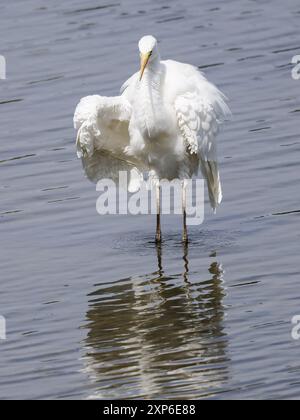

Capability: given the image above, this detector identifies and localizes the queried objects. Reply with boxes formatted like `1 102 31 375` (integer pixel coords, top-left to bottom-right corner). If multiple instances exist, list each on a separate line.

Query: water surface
0 0 300 400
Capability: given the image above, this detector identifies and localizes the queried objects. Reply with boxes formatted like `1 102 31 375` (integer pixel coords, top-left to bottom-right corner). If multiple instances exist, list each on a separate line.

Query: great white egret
74 35 230 243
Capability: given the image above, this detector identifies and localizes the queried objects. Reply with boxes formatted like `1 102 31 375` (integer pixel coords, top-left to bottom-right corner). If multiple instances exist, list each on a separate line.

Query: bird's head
138 35 159 81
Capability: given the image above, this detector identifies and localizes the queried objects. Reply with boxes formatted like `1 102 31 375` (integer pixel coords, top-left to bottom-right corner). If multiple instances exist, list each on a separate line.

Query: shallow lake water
0 0 300 400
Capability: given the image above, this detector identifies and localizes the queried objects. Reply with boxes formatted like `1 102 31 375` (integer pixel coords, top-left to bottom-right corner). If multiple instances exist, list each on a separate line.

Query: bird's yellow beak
140 52 152 81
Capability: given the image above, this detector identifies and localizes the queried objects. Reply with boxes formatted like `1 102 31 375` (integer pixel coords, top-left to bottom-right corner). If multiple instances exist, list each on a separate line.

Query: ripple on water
82 258 229 399
1 0 300 401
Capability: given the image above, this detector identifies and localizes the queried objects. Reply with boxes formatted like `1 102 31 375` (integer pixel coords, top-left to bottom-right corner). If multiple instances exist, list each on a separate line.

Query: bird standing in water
74 35 230 243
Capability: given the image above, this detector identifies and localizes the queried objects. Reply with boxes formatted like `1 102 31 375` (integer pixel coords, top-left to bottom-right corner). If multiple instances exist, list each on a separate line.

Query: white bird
74 35 230 243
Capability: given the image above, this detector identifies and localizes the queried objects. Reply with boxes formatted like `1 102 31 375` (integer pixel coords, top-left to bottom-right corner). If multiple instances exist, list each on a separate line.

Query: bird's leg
182 180 189 244
155 184 162 243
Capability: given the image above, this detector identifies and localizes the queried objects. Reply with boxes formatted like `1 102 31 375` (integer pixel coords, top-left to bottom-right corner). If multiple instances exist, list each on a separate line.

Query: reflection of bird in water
82 244 229 400
74 35 230 243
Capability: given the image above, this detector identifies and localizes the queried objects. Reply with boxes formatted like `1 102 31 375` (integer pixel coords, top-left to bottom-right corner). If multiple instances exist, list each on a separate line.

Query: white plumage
74 35 230 242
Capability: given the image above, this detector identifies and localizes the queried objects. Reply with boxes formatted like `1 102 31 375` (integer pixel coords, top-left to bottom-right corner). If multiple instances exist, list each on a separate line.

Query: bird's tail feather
200 159 222 212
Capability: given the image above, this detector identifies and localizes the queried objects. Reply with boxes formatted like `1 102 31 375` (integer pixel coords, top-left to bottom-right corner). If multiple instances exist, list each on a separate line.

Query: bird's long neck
138 59 163 137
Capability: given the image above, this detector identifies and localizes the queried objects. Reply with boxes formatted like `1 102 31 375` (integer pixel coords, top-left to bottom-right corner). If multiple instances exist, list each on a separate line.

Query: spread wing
74 95 132 158
74 95 145 192
172 62 230 210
